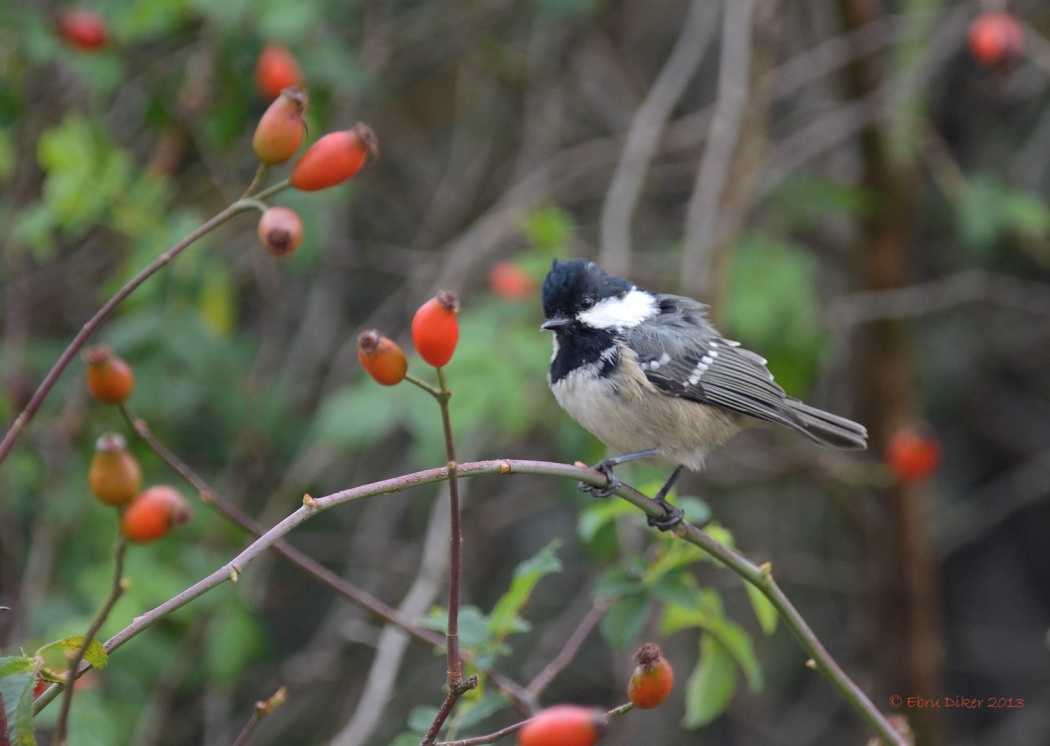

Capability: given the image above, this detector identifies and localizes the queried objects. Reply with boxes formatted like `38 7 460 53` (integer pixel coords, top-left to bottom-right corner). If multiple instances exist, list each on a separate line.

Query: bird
540 258 867 529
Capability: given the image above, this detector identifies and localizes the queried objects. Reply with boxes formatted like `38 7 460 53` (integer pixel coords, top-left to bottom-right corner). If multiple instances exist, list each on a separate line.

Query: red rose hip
290 124 378 192
518 706 606 746
411 291 459 368
255 43 303 100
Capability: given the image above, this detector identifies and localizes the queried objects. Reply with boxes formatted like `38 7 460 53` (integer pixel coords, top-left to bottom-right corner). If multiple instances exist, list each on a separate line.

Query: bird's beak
540 316 571 331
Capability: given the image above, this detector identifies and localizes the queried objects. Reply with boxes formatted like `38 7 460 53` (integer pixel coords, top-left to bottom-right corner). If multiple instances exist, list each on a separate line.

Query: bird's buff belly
551 368 742 471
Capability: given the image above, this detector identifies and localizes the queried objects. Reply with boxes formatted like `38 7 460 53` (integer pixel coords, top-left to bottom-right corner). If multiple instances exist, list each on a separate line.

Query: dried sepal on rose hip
411 291 459 368
255 43 303 101
83 345 134 404
289 123 378 192
257 206 303 257
627 642 675 709
88 433 142 507
120 485 191 543
518 705 607 746
252 87 307 165
357 330 408 386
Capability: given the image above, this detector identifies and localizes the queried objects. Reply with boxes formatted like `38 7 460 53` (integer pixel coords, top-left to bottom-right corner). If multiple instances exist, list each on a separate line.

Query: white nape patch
578 288 658 330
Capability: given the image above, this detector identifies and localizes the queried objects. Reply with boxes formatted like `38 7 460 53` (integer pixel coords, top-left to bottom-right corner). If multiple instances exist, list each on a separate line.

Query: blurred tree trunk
835 1 946 745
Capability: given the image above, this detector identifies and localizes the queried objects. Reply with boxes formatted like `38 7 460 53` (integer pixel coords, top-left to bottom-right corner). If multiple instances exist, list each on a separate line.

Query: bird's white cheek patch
578 288 658 329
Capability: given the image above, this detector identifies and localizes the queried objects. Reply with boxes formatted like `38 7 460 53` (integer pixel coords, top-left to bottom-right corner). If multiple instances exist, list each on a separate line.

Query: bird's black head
540 259 634 330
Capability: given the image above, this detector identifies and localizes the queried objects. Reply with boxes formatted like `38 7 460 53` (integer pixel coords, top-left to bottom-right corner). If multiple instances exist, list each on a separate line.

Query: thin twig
0 195 282 467
435 702 628 746
419 365 472 745
52 536 128 745
231 686 287 746
117 405 442 646
524 599 610 699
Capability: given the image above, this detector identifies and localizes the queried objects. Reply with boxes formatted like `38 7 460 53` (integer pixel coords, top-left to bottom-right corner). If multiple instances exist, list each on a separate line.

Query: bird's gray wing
625 294 808 431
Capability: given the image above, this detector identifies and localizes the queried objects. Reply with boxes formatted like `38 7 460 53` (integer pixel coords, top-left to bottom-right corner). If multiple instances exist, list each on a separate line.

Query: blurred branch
598 0 720 275
828 270 1050 328
118 406 448 651
681 0 754 297
52 535 128 746
524 598 611 700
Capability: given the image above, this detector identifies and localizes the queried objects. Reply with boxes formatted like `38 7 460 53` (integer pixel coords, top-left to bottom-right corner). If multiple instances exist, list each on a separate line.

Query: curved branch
31 458 904 744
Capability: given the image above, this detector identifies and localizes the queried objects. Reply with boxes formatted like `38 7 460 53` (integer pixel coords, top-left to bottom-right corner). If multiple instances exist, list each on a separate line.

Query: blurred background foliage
2 0 1050 744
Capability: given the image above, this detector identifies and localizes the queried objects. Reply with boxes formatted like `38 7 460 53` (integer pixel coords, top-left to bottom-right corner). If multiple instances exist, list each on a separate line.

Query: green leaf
36 637 108 670
520 205 575 253
204 606 264 682
406 705 441 733
599 593 651 651
682 633 738 728
745 582 779 636
593 566 644 599
723 234 824 395
577 499 635 543
648 567 700 609
488 540 562 637
448 690 509 731
311 383 401 448
0 656 37 746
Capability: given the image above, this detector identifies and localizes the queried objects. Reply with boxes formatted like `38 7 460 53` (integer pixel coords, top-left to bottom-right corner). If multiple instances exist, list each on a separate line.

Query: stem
27 459 904 743
419 365 469 745
231 686 287 746
117 405 448 652
52 535 128 745
524 599 610 700
0 196 280 467
435 367 464 689
671 523 906 746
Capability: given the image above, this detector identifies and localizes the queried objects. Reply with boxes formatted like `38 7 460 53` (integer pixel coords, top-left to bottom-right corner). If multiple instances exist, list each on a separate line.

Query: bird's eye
580 296 595 310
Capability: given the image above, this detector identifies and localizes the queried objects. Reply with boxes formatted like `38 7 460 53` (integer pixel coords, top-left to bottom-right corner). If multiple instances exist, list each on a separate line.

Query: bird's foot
646 498 684 531
578 458 623 498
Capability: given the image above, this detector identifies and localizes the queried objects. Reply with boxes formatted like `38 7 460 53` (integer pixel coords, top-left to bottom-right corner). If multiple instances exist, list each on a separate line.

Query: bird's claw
579 459 622 498
646 500 684 531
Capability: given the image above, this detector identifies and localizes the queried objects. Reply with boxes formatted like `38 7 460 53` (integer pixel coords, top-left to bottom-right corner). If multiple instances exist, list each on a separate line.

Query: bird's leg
646 465 685 531
579 449 660 498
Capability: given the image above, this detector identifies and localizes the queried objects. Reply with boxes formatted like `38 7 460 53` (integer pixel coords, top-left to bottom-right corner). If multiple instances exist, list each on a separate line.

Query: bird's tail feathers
787 400 868 450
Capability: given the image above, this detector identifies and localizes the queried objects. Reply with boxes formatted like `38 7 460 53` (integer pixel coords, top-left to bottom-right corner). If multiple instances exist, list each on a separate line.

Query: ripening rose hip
518 706 606 746
255 43 303 100
88 433 142 507
57 9 109 51
257 206 303 256
253 88 307 165
968 11 1025 68
627 642 675 709
83 345 134 404
885 427 942 483
411 291 459 368
489 261 536 300
357 330 408 386
120 485 191 543
290 124 378 191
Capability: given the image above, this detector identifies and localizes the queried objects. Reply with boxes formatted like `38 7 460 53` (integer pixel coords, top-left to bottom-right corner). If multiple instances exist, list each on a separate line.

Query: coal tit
541 258 867 529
